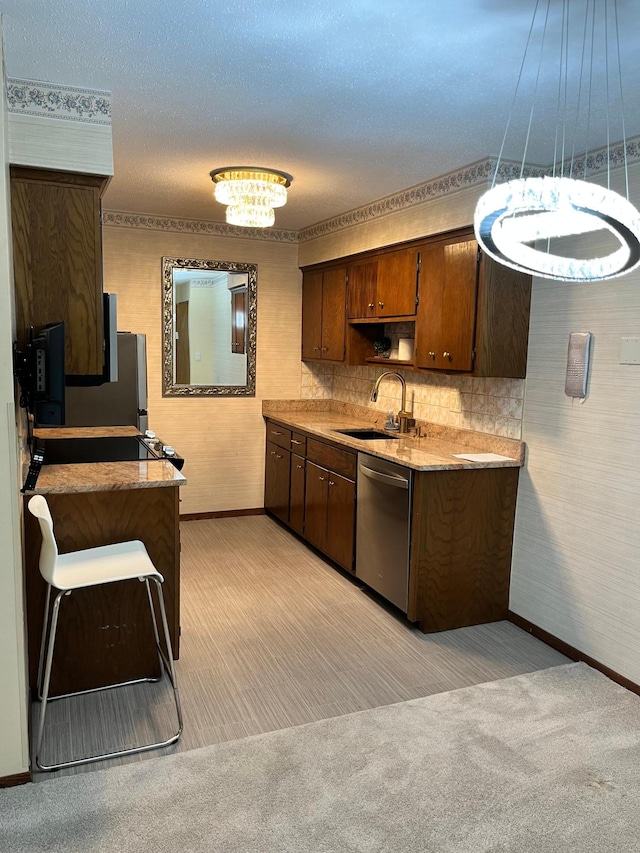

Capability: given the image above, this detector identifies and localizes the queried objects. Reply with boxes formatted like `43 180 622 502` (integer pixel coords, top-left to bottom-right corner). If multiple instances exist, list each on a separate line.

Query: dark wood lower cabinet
264 419 518 631
289 454 306 535
324 470 356 569
304 462 355 572
264 421 356 573
408 467 519 633
304 461 327 551
264 440 291 523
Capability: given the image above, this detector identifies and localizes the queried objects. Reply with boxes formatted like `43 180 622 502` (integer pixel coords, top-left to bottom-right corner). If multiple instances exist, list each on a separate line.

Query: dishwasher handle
359 463 409 489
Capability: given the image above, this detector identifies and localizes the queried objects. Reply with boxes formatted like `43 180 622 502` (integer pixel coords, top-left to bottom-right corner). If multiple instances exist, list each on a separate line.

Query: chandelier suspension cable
612 0 630 200
569 0 592 179
552 0 568 180
605 0 612 190
582 0 596 182
491 0 543 188
518 0 551 181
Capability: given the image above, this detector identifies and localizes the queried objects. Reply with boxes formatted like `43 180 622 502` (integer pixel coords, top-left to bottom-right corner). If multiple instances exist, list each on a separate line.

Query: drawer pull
270 451 276 456
291 439 303 445
319 476 326 481
296 464 304 470
271 430 284 435
328 480 335 486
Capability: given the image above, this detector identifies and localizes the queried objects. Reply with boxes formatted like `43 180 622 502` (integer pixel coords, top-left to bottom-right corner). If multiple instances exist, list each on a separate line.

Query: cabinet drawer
289 432 307 454
266 423 292 449
307 438 356 480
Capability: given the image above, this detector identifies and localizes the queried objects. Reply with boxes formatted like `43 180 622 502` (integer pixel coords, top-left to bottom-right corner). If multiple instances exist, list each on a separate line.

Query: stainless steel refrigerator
64 332 148 432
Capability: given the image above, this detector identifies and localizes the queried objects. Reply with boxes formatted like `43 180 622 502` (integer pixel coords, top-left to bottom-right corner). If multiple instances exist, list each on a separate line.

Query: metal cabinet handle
328 480 335 486
270 450 276 456
319 475 326 481
271 430 283 436
313 346 320 351
296 464 304 470
321 346 328 352
368 302 375 309
428 351 436 359
275 453 283 459
291 439 303 445
443 351 451 359
378 301 384 308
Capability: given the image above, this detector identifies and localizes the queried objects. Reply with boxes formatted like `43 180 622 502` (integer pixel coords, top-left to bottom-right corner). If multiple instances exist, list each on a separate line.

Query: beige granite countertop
25 426 187 494
263 400 524 472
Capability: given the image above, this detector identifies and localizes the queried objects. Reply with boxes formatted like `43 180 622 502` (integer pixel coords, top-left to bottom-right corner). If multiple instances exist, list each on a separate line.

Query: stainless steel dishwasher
355 453 413 612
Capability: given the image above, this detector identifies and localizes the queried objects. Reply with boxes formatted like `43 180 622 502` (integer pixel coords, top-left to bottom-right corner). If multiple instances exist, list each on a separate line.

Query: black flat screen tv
30 322 66 426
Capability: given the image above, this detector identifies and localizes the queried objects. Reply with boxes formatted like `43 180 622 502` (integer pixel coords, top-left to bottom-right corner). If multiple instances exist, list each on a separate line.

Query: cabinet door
304 461 328 550
11 168 108 377
301 270 323 359
265 441 291 523
320 267 347 360
416 239 478 372
347 261 377 319
376 248 419 317
325 472 356 571
289 454 306 535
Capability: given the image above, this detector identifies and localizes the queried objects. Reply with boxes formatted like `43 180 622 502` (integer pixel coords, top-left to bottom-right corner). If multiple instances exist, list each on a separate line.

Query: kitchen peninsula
22 426 186 696
264 400 523 634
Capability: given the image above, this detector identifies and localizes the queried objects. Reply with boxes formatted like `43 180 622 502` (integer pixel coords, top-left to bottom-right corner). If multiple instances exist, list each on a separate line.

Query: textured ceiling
3 0 639 231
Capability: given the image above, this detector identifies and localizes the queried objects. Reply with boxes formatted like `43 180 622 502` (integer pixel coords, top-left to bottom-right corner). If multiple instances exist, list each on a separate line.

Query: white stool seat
52 540 163 591
27 494 183 772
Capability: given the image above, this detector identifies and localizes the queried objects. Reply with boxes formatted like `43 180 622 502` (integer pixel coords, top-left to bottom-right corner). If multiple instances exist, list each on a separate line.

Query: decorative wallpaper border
7 78 111 124
103 135 640 244
298 136 640 242
102 211 299 243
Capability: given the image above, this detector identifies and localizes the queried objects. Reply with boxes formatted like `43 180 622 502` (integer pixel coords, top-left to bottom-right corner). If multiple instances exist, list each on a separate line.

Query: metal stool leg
35 577 183 772
149 577 183 737
36 584 52 700
35 589 66 771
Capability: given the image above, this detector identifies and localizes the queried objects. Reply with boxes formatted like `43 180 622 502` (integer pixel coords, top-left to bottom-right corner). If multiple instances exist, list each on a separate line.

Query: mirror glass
162 257 257 396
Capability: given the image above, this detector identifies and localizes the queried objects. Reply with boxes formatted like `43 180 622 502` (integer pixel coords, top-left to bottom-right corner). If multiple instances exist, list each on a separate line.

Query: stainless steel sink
334 428 400 441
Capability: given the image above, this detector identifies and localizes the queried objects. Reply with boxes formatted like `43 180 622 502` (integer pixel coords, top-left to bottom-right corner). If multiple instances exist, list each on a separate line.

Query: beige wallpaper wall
0 39 30 777
510 163 640 684
102 225 301 514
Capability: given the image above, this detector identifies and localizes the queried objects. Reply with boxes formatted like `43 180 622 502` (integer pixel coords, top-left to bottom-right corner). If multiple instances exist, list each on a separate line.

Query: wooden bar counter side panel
23 486 180 696
408 467 519 633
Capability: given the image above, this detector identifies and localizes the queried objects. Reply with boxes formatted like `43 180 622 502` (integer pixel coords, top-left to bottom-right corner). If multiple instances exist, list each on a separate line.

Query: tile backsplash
301 362 524 440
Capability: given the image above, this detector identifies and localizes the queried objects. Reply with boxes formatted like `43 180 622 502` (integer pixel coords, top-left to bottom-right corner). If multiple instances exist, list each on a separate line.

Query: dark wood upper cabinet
347 250 418 320
347 261 377 319
375 248 419 317
301 267 346 361
303 225 532 378
415 232 531 377
415 238 478 372
11 167 110 377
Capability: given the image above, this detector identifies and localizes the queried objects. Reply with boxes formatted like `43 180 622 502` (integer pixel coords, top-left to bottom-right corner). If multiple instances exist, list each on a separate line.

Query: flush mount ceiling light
210 167 293 228
474 0 640 282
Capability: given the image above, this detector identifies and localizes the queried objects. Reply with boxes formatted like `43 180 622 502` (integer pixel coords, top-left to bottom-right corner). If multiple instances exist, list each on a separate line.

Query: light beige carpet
2 662 639 852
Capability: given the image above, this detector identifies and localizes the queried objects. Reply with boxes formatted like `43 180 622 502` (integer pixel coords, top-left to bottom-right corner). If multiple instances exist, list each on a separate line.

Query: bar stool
28 494 183 771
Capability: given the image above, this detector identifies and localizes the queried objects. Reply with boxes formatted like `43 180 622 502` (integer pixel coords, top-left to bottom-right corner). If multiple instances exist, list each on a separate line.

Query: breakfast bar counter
23 426 186 696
